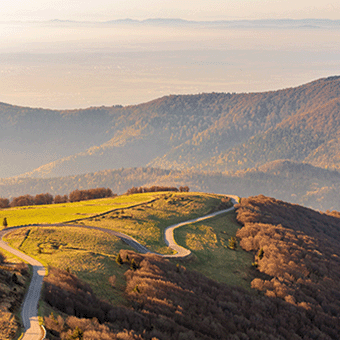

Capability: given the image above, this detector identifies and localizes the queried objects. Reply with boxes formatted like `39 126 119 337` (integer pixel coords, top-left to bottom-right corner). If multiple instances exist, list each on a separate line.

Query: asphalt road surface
163 205 236 258
0 228 46 340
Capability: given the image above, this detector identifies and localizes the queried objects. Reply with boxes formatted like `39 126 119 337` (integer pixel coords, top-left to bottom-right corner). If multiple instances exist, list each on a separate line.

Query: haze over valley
0 19 339 109
1 17 339 213
1 2 340 339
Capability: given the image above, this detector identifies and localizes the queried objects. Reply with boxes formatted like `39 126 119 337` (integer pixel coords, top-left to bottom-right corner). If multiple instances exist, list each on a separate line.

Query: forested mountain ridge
1 161 340 212
200 97 340 171
1 75 339 179
0 103 119 177
150 76 340 171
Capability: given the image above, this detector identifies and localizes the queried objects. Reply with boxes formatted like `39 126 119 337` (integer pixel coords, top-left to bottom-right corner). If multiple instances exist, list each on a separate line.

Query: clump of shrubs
126 185 189 194
0 187 115 209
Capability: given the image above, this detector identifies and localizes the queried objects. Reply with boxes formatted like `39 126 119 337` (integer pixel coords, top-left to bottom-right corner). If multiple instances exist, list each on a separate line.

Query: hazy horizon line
1 17 340 24
1 75 338 111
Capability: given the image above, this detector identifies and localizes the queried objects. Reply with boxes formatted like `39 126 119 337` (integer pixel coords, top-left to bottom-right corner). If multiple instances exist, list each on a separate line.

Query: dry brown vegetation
236 195 340 337
44 240 340 339
0 188 114 209
326 210 340 218
0 252 30 339
126 185 189 195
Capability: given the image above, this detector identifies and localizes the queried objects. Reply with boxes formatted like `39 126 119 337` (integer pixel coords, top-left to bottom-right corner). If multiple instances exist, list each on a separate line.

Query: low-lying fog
0 21 339 109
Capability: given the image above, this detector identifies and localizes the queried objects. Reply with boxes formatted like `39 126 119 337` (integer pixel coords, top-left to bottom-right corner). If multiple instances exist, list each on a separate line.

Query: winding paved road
163 204 236 258
0 195 238 339
0 228 46 340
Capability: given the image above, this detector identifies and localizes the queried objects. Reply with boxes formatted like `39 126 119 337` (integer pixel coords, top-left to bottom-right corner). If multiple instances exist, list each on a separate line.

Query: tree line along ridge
0 185 190 210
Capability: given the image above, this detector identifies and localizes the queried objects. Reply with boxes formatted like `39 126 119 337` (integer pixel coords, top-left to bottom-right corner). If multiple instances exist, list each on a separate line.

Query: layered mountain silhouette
1 76 339 179
1 76 340 210
45 18 340 29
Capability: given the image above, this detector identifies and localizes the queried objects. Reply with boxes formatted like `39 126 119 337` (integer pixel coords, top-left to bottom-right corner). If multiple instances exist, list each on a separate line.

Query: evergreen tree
130 258 138 271
116 253 123 265
71 326 83 340
258 248 264 260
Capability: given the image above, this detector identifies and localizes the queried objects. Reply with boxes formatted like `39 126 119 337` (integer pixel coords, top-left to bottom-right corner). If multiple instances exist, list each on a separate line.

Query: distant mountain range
1 76 340 211
1 76 339 178
5 18 339 30
45 18 340 29
1 160 340 212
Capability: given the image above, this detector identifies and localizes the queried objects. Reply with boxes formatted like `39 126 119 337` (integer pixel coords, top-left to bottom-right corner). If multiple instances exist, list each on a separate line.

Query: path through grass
77 192 228 254
4 226 130 305
174 210 254 289
2 192 248 301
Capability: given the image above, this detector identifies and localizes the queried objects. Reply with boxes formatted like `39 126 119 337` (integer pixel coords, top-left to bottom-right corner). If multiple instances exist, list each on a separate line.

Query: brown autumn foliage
236 195 340 327
0 198 9 209
1 187 115 208
0 252 5 264
326 210 340 218
10 194 35 207
68 188 114 202
53 194 68 204
44 246 340 339
34 193 54 205
126 185 188 195
0 252 30 339
43 267 148 340
44 314 144 340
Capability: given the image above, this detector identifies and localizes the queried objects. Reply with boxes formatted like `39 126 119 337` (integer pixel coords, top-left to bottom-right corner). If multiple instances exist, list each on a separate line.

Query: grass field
2 192 252 307
173 210 254 289
4 226 131 305
0 193 157 227
76 192 227 254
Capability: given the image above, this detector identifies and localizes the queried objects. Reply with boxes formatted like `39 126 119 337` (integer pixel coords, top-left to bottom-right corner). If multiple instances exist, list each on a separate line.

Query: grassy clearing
77 192 227 254
4 226 131 305
0 193 156 227
173 210 254 289
2 192 242 307
2 192 229 307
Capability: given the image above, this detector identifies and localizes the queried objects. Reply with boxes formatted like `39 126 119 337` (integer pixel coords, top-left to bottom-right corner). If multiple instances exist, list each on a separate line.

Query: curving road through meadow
0 228 46 340
163 205 236 258
0 195 238 339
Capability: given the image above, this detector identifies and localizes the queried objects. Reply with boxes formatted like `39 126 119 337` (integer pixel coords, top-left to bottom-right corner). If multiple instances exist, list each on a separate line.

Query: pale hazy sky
1 1 339 109
1 0 340 21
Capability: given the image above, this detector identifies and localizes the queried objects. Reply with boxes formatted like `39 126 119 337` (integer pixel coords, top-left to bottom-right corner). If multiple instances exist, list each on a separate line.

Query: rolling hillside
1 76 339 179
2 193 340 339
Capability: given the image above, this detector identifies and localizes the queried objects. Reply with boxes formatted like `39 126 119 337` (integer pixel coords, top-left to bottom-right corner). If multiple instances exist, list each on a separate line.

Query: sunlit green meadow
174 210 254 289
76 192 227 254
4 226 132 304
0 193 157 227
2 192 249 302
